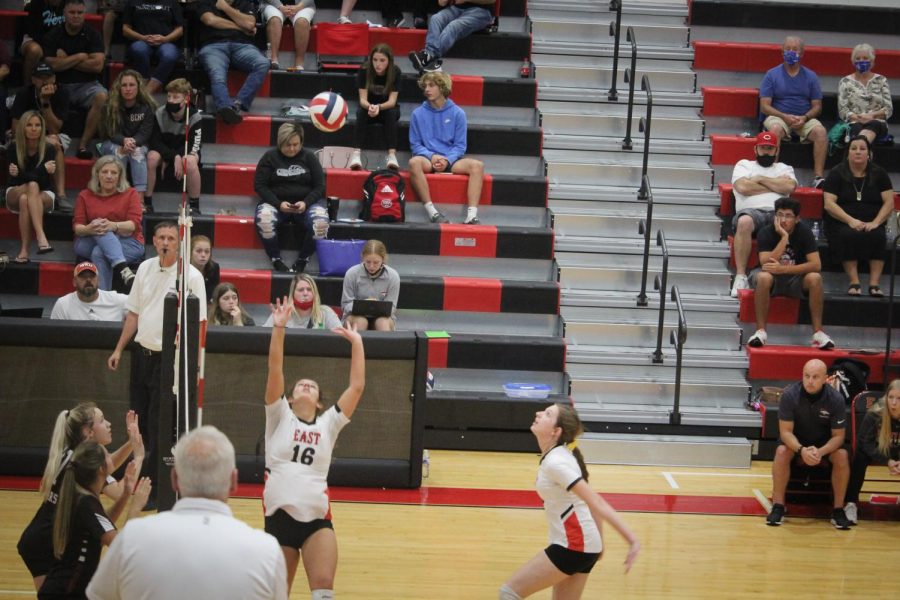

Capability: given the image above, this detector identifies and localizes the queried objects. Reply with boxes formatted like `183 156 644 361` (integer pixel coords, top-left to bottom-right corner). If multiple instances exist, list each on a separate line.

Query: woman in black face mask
146 78 203 214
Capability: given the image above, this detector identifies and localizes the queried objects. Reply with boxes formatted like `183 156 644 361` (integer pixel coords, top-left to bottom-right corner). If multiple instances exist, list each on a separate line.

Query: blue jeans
255 202 329 261
198 41 269 112
425 5 494 59
74 232 145 290
100 141 148 192
129 41 179 85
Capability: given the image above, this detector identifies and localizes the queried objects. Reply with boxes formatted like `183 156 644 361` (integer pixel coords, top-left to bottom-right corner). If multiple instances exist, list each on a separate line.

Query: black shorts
264 508 333 550
17 509 54 577
544 544 601 575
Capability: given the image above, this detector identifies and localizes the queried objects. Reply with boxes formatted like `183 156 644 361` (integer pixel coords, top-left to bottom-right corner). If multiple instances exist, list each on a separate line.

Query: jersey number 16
291 445 315 465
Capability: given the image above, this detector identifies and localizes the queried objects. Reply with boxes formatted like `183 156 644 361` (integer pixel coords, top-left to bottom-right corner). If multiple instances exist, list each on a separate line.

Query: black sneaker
831 508 852 530
423 58 443 73
766 503 785 526
463 216 480 225
429 211 449 224
217 105 243 125
76 146 94 160
413 16 427 29
291 258 308 273
409 50 431 72
272 258 290 272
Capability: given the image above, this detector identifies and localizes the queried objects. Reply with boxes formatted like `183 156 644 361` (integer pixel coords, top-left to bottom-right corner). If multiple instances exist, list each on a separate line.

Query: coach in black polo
766 358 852 529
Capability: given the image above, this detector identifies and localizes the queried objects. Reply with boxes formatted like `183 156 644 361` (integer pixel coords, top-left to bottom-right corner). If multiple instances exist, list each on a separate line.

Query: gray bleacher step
560 289 738 313
548 184 718 207
539 100 699 119
531 19 690 49
568 363 750 408
575 401 761 428
565 344 748 370
549 198 715 218
529 0 688 18
544 149 712 191
398 310 562 337
533 41 693 62
533 53 695 76
562 305 741 351
556 235 728 259
540 105 704 141
428 368 566 394
543 134 710 155
552 212 721 242
556 252 729 294
577 433 751 468
539 86 702 108
534 62 697 94
738 323 900 352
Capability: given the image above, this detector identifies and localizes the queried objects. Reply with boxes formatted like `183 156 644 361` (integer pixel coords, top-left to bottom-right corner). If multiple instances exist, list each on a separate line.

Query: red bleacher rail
747 346 900 384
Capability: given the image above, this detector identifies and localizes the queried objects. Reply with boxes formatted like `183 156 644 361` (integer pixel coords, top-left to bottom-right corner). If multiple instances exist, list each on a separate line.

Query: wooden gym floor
1 450 898 599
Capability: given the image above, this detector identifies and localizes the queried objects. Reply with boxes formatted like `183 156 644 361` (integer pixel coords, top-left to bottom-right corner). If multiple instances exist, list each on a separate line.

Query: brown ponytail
52 441 107 558
554 403 589 482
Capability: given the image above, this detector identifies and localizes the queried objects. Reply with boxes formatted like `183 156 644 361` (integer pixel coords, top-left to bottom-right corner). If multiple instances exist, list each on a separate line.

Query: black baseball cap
33 62 54 77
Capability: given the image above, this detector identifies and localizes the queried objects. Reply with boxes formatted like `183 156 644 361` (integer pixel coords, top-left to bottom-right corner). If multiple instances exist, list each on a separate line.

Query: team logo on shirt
276 165 307 177
818 409 831 419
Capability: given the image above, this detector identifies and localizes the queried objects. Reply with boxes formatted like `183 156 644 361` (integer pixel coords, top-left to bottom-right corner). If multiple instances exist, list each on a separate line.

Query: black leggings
354 105 400 150
846 449 878 503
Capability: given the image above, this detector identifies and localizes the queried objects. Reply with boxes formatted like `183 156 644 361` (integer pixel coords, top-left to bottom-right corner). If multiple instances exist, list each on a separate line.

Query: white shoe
812 330 835 350
386 154 399 170
844 502 858 525
338 15 352 24
349 150 362 170
747 329 767 348
731 274 750 298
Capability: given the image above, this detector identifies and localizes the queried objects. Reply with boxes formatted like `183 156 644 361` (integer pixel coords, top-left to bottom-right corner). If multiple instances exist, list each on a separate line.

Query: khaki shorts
763 116 823 143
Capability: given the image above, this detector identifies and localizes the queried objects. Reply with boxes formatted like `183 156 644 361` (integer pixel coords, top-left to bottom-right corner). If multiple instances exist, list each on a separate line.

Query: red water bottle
519 58 531 78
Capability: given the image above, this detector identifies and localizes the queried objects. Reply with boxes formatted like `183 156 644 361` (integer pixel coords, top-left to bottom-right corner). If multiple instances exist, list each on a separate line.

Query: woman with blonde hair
5 109 57 262
18 403 143 592
73 155 144 292
264 273 341 329
341 239 400 331
209 282 256 326
844 379 900 524
100 69 157 207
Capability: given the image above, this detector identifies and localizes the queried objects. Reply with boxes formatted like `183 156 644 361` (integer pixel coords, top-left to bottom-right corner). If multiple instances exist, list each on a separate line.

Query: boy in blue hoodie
408 71 485 224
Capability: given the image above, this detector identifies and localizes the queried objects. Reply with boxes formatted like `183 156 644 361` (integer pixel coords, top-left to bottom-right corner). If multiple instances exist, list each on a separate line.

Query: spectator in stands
86 426 287 600
21 0 66 87
408 0 495 73
197 0 270 125
766 359 852 530
5 110 57 263
746 197 834 350
191 235 220 301
99 0 125 58
730 131 798 297
146 78 203 215
838 43 893 146
122 0 184 95
254 122 329 273
844 379 900 525
209 282 256 326
350 43 402 171
73 155 143 292
759 36 828 189
822 135 895 297
341 239 399 331
101 70 157 207
17 404 142 592
408 71 484 224
337 0 405 27
263 273 341 329
51 261 129 320
260 0 314 71
43 0 108 161
10 63 71 209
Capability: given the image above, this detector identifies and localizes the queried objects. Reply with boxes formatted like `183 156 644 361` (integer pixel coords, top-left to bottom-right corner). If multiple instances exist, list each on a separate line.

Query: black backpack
828 358 870 404
360 169 405 222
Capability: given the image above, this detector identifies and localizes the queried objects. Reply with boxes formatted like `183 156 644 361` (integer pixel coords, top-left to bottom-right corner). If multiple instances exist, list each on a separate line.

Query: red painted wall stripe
220 268 272 304
737 289 798 324
228 71 271 99
701 86 759 118
727 235 759 270
710 135 755 165
215 115 272 146
438 224 497 258
427 338 449 369
64 158 94 190
214 215 262 249
694 42 900 78
38 262 74 297
0 208 18 238
443 277 502 312
214 164 257 196
448 75 485 107
747 346 900 384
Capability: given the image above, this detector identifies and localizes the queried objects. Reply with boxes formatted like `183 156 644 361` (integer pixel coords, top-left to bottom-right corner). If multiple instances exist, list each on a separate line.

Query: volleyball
309 91 348 133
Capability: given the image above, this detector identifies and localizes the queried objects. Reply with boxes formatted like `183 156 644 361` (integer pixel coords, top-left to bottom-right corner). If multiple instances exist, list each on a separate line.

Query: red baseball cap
756 131 778 147
74 261 98 276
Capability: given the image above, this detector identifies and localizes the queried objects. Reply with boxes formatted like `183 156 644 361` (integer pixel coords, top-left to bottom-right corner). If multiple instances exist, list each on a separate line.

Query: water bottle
519 58 531 79
422 449 430 479
811 221 820 240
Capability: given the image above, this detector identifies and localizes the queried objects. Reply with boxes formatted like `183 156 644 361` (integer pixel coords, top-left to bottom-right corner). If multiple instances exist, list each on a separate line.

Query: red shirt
73 188 145 244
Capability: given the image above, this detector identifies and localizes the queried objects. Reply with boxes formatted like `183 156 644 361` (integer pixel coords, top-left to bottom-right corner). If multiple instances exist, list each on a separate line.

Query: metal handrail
669 286 687 425
636 175 654 307
637 75 653 200
883 233 900 381
622 27 637 150
652 229 669 363
607 0 623 101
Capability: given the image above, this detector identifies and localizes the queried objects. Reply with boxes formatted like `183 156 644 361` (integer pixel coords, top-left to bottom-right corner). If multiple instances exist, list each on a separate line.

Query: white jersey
263 398 349 522
536 446 602 553
51 290 128 321
731 159 797 212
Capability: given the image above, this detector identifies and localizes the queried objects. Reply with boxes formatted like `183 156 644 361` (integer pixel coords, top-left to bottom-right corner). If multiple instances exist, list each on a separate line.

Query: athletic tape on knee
311 589 334 600
498 584 522 600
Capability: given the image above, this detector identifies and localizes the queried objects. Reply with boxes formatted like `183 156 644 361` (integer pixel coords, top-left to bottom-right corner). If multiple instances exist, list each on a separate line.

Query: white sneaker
811 330 835 350
731 274 750 297
844 502 858 525
348 150 362 170
747 329 767 348
338 15 352 24
386 153 399 170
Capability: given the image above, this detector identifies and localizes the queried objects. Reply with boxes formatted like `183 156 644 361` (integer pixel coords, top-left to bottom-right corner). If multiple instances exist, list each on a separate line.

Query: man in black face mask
729 131 797 297
147 78 204 214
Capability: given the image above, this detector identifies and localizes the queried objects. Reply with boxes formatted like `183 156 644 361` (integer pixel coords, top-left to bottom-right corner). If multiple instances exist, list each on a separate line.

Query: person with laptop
341 239 399 331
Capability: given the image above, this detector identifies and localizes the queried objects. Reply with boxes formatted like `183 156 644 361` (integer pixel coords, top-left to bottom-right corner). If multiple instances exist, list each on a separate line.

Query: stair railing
652 229 669 364
636 174 654 307
621 27 637 150
607 0 623 101
637 75 653 200
669 286 687 425
883 233 900 381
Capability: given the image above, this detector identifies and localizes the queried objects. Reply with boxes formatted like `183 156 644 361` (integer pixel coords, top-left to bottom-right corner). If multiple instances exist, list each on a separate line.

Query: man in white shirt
107 221 207 504
87 426 288 600
50 261 128 320
730 131 798 297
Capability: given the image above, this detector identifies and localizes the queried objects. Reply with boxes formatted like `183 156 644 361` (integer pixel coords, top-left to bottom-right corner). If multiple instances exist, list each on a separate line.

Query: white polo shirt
126 257 207 352
731 159 797 212
51 290 128 321
86 497 288 600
